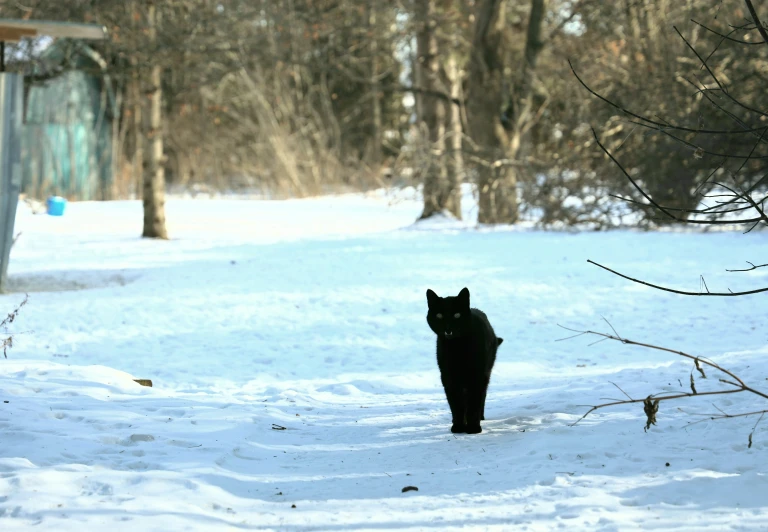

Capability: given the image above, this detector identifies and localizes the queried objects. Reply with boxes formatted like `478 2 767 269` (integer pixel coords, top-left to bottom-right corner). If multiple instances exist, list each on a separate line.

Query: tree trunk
416 0 458 220
444 53 463 218
175 149 193 187
368 4 382 166
469 0 547 225
131 64 144 199
467 0 517 224
111 84 124 200
143 0 168 239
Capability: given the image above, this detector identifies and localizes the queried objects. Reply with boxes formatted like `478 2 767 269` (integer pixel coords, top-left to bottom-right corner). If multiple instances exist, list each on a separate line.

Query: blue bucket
47 196 67 216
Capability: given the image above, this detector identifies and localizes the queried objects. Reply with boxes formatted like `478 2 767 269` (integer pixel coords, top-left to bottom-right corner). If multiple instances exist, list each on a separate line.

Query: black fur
426 287 503 434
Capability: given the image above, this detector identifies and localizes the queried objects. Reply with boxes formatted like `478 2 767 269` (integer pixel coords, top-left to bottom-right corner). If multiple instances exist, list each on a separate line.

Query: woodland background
3 0 767 237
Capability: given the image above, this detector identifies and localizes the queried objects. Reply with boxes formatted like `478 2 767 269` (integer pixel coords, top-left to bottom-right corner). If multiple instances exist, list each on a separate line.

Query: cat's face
426 287 472 339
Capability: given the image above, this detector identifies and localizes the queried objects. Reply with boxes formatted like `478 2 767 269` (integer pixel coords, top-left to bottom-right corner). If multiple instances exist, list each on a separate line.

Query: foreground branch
568 60 768 135
745 0 768 50
726 261 768 272
560 325 768 436
587 259 768 296
590 128 767 226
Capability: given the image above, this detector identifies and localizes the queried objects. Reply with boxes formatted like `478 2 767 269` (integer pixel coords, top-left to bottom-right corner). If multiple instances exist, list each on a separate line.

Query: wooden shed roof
0 19 106 42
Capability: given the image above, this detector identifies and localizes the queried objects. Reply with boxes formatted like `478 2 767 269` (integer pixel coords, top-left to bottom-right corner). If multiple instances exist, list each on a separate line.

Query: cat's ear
426 289 439 308
458 287 470 306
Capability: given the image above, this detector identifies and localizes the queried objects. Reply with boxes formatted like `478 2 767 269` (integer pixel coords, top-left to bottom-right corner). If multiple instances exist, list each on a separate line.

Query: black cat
426 287 503 434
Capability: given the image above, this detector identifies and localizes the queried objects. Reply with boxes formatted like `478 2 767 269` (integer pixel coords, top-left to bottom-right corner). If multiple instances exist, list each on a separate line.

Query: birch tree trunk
142 0 168 239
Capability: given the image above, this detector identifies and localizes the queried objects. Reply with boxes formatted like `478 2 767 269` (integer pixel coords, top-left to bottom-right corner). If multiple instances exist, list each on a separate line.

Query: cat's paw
465 424 482 434
450 423 466 433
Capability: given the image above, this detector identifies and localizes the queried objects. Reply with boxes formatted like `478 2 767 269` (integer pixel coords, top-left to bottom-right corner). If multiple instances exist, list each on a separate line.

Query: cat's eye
454 313 461 318
436 313 443 319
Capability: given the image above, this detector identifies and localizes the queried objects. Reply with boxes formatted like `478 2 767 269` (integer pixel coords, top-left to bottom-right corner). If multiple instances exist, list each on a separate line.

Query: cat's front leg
448 389 467 433
441 376 466 433
465 381 488 434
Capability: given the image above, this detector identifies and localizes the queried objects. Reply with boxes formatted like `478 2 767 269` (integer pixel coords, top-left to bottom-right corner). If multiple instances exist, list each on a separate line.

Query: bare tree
415 0 460 219
573 0 768 293
465 0 511 224
465 0 547 225
142 0 167 238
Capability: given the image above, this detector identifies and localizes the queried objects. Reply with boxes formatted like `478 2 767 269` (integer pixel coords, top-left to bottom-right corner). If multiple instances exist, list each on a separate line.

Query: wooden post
0 73 22 292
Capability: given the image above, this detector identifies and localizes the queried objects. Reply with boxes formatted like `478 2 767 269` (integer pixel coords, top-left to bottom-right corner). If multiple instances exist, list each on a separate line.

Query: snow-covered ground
1 188 768 530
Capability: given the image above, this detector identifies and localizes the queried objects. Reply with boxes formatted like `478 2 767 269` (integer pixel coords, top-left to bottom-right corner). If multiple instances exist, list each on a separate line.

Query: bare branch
748 412 765 448
674 25 768 119
587 259 768 296
592 129 768 225
687 409 768 426
568 60 768 135
571 388 743 427
610 381 633 401
726 261 768 272
561 327 768 429
691 18 765 46
744 0 768 51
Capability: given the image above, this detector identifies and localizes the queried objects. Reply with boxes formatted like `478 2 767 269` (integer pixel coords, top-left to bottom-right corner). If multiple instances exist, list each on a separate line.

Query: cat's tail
497 338 504 346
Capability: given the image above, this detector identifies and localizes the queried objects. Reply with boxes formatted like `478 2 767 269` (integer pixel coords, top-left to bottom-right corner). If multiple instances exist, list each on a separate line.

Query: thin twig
610 381 633 401
726 261 768 272
675 25 768 119
687 409 768 426
591 129 676 221
691 18 764 45
748 411 765 448
601 316 623 341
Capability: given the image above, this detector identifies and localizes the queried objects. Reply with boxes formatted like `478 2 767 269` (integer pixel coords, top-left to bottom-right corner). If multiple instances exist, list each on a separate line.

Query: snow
1 188 768 530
